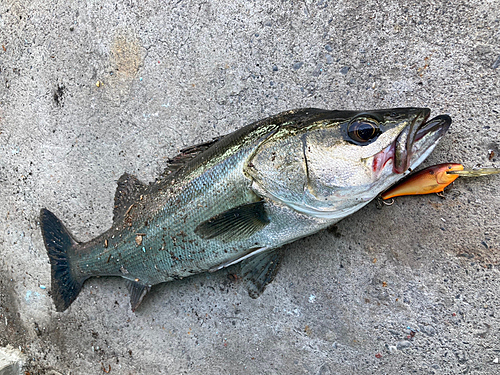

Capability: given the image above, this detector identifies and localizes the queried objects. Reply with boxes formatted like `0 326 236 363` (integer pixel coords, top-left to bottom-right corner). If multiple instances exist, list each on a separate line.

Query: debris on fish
40 107 451 312
380 163 463 199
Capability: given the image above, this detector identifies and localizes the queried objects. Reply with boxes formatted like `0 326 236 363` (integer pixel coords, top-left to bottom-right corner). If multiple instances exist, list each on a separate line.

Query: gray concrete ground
1 0 499 374
0 345 24 375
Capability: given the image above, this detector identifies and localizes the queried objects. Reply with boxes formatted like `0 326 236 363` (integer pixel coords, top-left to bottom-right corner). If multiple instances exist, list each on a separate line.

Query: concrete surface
0 345 25 375
1 0 499 374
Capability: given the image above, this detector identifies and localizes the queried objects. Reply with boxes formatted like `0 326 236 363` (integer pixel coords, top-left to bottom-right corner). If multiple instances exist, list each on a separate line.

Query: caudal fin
40 208 84 312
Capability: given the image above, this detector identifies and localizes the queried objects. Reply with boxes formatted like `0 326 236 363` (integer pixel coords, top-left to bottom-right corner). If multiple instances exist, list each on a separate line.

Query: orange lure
381 163 464 200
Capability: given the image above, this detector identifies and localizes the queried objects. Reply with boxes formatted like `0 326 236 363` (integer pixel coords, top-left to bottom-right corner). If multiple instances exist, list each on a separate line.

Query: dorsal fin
113 173 147 223
157 137 222 181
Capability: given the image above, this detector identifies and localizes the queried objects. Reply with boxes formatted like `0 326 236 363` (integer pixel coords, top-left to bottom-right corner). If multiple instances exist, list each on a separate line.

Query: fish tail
40 208 85 312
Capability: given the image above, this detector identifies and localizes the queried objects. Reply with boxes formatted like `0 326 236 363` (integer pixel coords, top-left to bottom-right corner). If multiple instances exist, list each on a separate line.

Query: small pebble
272 65 278 71
312 66 322 77
493 357 499 364
39 285 46 289
326 54 333 64
325 44 332 52
292 62 304 70
340 66 350 75
396 340 411 349
492 56 500 69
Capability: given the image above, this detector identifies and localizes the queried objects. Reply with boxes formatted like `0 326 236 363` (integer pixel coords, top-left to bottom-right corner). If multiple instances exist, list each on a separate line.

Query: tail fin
40 208 84 312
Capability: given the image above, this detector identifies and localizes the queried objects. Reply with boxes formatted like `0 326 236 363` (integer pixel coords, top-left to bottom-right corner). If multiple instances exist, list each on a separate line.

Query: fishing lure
380 164 500 200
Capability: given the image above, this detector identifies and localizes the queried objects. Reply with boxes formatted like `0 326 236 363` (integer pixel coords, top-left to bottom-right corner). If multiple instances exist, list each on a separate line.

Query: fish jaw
373 113 452 177
407 114 452 171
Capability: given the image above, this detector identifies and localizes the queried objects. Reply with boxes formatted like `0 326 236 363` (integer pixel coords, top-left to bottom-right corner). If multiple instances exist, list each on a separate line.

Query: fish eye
347 118 381 144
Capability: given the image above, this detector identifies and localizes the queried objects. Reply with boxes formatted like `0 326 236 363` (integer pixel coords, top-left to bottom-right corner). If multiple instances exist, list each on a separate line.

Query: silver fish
40 108 451 311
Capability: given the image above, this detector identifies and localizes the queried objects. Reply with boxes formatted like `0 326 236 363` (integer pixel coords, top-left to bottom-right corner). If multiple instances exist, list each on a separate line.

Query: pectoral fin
195 201 270 242
126 280 151 312
241 250 284 298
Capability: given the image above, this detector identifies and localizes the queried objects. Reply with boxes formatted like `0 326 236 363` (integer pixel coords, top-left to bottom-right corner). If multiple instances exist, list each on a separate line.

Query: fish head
247 108 451 219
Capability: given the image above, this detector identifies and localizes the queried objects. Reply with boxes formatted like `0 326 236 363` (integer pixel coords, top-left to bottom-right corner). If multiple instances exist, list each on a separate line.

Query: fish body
41 108 451 311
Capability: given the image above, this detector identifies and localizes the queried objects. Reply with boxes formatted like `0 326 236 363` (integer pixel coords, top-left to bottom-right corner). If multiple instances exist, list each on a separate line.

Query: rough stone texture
1 1 499 374
0 345 24 375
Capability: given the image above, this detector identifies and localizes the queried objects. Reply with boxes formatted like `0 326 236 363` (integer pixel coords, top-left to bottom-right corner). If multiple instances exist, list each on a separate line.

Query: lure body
381 163 464 199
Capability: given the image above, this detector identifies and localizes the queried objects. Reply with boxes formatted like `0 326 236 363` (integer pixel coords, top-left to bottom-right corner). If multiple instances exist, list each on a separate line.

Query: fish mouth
393 110 451 173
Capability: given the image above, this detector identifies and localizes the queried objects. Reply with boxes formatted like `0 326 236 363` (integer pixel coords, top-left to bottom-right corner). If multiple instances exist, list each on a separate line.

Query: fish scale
72 146 261 284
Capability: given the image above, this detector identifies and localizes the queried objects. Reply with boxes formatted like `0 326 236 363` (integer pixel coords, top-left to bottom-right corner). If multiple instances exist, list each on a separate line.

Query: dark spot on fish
144 221 148 226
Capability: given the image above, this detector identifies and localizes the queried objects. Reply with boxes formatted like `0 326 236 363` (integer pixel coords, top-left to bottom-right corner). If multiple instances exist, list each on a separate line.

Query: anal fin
241 250 284 299
126 280 151 312
195 201 270 242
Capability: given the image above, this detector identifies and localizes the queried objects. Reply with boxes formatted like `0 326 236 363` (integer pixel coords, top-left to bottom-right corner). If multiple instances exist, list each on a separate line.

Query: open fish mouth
394 110 452 173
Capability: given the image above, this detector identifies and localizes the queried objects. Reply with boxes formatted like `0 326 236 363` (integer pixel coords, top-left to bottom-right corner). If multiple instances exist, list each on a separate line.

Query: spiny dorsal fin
158 137 222 180
113 173 147 223
125 279 151 312
194 201 270 242
241 250 284 299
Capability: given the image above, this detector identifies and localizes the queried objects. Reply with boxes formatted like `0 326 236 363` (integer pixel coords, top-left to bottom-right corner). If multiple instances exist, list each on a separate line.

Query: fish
40 107 451 312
